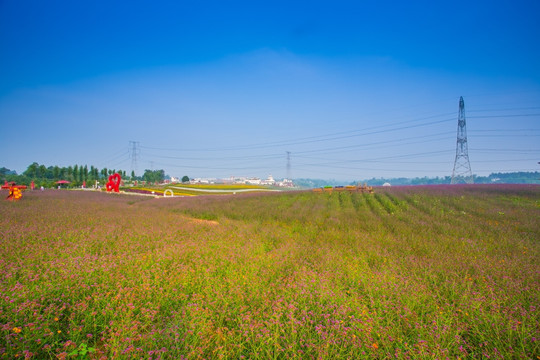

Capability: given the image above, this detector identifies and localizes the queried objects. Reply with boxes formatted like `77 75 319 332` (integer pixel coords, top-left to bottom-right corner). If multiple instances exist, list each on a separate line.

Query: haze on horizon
1 1 539 181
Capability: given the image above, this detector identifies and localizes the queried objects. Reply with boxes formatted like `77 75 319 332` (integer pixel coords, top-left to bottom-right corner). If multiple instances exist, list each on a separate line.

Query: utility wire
469 114 540 118
140 113 456 152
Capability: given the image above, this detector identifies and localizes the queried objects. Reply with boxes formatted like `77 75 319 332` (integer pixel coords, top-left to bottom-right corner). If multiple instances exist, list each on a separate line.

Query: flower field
124 184 278 197
1 185 539 359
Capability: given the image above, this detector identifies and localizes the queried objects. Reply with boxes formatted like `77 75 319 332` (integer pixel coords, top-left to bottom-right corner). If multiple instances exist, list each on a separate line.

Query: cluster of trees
358 172 540 186
293 171 540 188
475 171 540 184
1 163 172 188
141 169 165 184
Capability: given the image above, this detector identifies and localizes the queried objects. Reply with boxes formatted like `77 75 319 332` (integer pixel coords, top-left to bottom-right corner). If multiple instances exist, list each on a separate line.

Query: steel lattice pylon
451 96 474 184
129 141 140 177
286 151 291 180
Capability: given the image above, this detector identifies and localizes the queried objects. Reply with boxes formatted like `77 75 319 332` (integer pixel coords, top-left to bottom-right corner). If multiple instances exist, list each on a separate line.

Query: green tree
142 169 165 184
182 175 190 183
38 165 47 179
45 166 54 179
157 170 165 183
24 162 39 178
52 166 60 179
67 166 74 181
143 169 154 183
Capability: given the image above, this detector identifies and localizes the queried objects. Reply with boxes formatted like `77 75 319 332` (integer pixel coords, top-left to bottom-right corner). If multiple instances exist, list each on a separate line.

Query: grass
0 185 539 359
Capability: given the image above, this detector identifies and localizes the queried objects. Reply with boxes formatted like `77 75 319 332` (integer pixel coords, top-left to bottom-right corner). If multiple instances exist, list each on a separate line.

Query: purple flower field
1 185 539 359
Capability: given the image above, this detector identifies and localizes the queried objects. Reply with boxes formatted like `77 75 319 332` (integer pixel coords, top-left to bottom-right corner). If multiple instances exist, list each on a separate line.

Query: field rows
1 185 539 359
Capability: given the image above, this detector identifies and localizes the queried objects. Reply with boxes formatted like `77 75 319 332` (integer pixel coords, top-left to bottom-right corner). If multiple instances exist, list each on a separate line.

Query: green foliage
68 343 95 359
358 172 540 185
2 163 140 188
143 169 165 183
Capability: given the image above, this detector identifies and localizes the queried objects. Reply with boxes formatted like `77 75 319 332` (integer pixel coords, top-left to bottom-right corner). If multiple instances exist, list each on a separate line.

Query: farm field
124 184 281 197
1 185 539 359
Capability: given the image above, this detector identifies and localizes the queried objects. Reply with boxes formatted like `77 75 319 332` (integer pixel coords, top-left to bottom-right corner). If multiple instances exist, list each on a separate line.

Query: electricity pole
451 97 474 184
129 141 140 177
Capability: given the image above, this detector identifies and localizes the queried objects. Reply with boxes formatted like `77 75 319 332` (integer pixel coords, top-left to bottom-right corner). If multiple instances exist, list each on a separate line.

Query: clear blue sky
1 0 539 181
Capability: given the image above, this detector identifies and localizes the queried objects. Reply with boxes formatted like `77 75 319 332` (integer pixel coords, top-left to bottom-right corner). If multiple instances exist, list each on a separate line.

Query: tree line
293 171 540 188
0 163 169 188
356 172 540 186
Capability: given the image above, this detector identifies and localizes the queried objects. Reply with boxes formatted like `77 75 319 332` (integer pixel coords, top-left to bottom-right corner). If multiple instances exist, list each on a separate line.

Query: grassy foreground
1 185 539 359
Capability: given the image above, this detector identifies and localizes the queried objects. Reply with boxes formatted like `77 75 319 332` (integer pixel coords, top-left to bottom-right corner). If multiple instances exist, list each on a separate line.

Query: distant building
261 174 276 185
277 178 294 187
245 177 261 185
189 175 293 187
192 178 216 184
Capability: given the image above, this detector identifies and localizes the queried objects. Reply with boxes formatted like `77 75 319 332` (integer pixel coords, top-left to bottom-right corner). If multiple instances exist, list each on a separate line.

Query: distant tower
451 97 474 184
286 151 291 180
129 141 140 176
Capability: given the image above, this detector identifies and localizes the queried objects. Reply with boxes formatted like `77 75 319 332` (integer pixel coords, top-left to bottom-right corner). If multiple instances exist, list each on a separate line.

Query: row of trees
22 162 129 184
292 171 540 188
358 172 540 186
1 163 169 188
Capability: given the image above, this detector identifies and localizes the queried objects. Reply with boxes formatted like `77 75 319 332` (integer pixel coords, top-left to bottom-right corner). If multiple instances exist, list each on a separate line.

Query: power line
129 99 540 179
470 148 540 153
140 113 456 152
467 107 540 112
469 113 540 118
294 150 454 167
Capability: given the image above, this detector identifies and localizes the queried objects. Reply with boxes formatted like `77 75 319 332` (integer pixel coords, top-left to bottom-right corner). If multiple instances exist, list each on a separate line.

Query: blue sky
1 0 539 181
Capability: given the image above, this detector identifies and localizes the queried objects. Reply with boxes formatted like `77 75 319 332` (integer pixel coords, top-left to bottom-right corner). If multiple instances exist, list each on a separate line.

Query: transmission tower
129 141 140 176
451 97 474 184
286 151 291 180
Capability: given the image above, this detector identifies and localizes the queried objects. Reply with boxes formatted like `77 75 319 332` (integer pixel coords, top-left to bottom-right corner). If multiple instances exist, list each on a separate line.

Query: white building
192 178 216 184
277 178 294 187
261 174 276 185
245 177 262 185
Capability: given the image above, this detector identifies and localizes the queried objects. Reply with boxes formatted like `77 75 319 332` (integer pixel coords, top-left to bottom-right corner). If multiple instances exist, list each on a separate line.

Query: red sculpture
3 182 26 201
106 173 121 192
